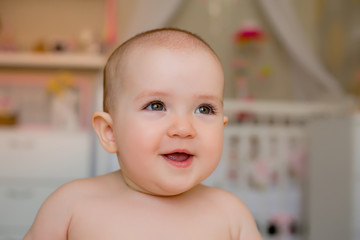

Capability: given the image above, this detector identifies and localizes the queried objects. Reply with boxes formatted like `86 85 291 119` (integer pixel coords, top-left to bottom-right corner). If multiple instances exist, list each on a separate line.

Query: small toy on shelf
47 72 79 130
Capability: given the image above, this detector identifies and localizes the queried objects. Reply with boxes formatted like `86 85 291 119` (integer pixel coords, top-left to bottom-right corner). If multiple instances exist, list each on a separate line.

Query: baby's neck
116 170 201 200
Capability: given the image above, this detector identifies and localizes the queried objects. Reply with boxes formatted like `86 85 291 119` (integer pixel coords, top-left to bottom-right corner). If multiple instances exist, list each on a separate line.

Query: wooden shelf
0 52 107 70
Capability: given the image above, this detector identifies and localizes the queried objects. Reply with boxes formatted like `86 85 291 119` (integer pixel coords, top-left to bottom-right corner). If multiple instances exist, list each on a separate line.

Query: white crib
204 99 347 240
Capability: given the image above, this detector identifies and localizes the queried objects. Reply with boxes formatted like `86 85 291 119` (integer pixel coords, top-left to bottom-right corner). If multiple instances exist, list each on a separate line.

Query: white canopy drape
256 0 346 101
118 0 184 43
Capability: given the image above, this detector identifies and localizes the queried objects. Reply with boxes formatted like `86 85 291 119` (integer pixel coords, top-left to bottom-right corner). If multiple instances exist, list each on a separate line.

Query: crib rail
206 99 348 240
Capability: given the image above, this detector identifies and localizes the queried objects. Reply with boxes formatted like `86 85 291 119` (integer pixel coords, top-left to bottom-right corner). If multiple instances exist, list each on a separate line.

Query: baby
24 28 262 240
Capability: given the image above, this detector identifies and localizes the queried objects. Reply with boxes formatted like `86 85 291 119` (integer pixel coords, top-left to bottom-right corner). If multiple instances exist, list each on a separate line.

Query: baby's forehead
122 44 223 85
127 44 216 65
108 30 221 75
118 38 221 79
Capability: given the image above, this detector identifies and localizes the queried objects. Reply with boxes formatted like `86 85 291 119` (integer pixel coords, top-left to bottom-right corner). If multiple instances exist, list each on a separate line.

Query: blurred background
1 0 360 239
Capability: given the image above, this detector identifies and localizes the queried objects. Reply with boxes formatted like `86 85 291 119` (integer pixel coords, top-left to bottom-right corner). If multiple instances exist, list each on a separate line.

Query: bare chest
68 197 232 240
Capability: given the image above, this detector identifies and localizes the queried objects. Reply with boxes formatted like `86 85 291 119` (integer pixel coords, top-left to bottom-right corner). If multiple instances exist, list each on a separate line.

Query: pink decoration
288 149 307 179
233 23 266 44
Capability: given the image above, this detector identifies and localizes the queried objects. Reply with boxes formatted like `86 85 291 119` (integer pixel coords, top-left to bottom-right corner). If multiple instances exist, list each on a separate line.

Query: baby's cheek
206 124 224 146
203 130 223 159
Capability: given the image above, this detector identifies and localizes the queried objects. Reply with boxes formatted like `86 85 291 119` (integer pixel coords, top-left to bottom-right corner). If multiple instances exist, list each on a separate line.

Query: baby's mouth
164 152 192 161
162 152 194 168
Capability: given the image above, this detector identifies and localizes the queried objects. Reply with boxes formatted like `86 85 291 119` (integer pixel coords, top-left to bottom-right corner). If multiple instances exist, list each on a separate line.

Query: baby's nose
167 115 196 139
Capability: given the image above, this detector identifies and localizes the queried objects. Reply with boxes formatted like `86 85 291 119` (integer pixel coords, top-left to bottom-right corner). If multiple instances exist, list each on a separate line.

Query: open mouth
162 152 194 168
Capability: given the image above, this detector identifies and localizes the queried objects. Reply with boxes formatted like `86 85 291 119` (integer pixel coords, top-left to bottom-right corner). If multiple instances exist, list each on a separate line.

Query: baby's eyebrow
135 90 170 101
194 94 223 106
135 91 223 106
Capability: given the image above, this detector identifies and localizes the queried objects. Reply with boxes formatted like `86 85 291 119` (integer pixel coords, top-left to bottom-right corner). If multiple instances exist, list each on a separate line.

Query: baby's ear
223 116 229 126
92 111 118 153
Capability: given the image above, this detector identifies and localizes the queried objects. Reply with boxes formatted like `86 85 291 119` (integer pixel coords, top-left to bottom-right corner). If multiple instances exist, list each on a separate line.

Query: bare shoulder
24 172 120 240
197 185 263 240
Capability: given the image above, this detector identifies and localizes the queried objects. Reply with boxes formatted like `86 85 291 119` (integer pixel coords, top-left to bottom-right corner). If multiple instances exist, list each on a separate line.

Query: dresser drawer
0 130 91 179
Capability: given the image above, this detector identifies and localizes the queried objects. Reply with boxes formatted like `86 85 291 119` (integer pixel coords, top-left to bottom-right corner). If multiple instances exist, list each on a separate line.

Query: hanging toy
233 21 266 55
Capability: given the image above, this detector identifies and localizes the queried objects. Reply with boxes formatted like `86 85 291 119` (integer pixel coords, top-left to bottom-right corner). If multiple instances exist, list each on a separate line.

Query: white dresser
0 51 105 239
0 129 92 238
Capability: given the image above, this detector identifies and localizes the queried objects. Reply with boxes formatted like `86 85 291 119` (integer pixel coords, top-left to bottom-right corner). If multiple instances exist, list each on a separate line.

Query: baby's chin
129 180 199 197
120 170 203 197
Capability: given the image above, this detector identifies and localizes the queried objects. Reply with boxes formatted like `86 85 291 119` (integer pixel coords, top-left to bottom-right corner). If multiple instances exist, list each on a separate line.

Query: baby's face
111 45 227 196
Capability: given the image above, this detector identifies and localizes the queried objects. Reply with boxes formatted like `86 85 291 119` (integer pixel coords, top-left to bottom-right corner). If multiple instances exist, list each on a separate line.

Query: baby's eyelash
142 100 166 111
197 104 217 115
206 104 217 114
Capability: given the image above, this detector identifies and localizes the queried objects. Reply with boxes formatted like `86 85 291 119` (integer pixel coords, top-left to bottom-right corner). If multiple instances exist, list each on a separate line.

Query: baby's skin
25 170 261 240
24 28 263 240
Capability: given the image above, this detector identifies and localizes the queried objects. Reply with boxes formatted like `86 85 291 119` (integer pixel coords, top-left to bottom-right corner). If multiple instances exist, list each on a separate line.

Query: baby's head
93 28 228 196
103 28 223 114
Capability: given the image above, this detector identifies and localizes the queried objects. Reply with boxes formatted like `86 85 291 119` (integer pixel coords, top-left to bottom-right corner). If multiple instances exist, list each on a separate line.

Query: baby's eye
144 101 166 111
195 105 215 115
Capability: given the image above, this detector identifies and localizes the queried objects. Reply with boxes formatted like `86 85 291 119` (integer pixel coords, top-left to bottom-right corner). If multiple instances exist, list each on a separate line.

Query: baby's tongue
165 153 190 162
